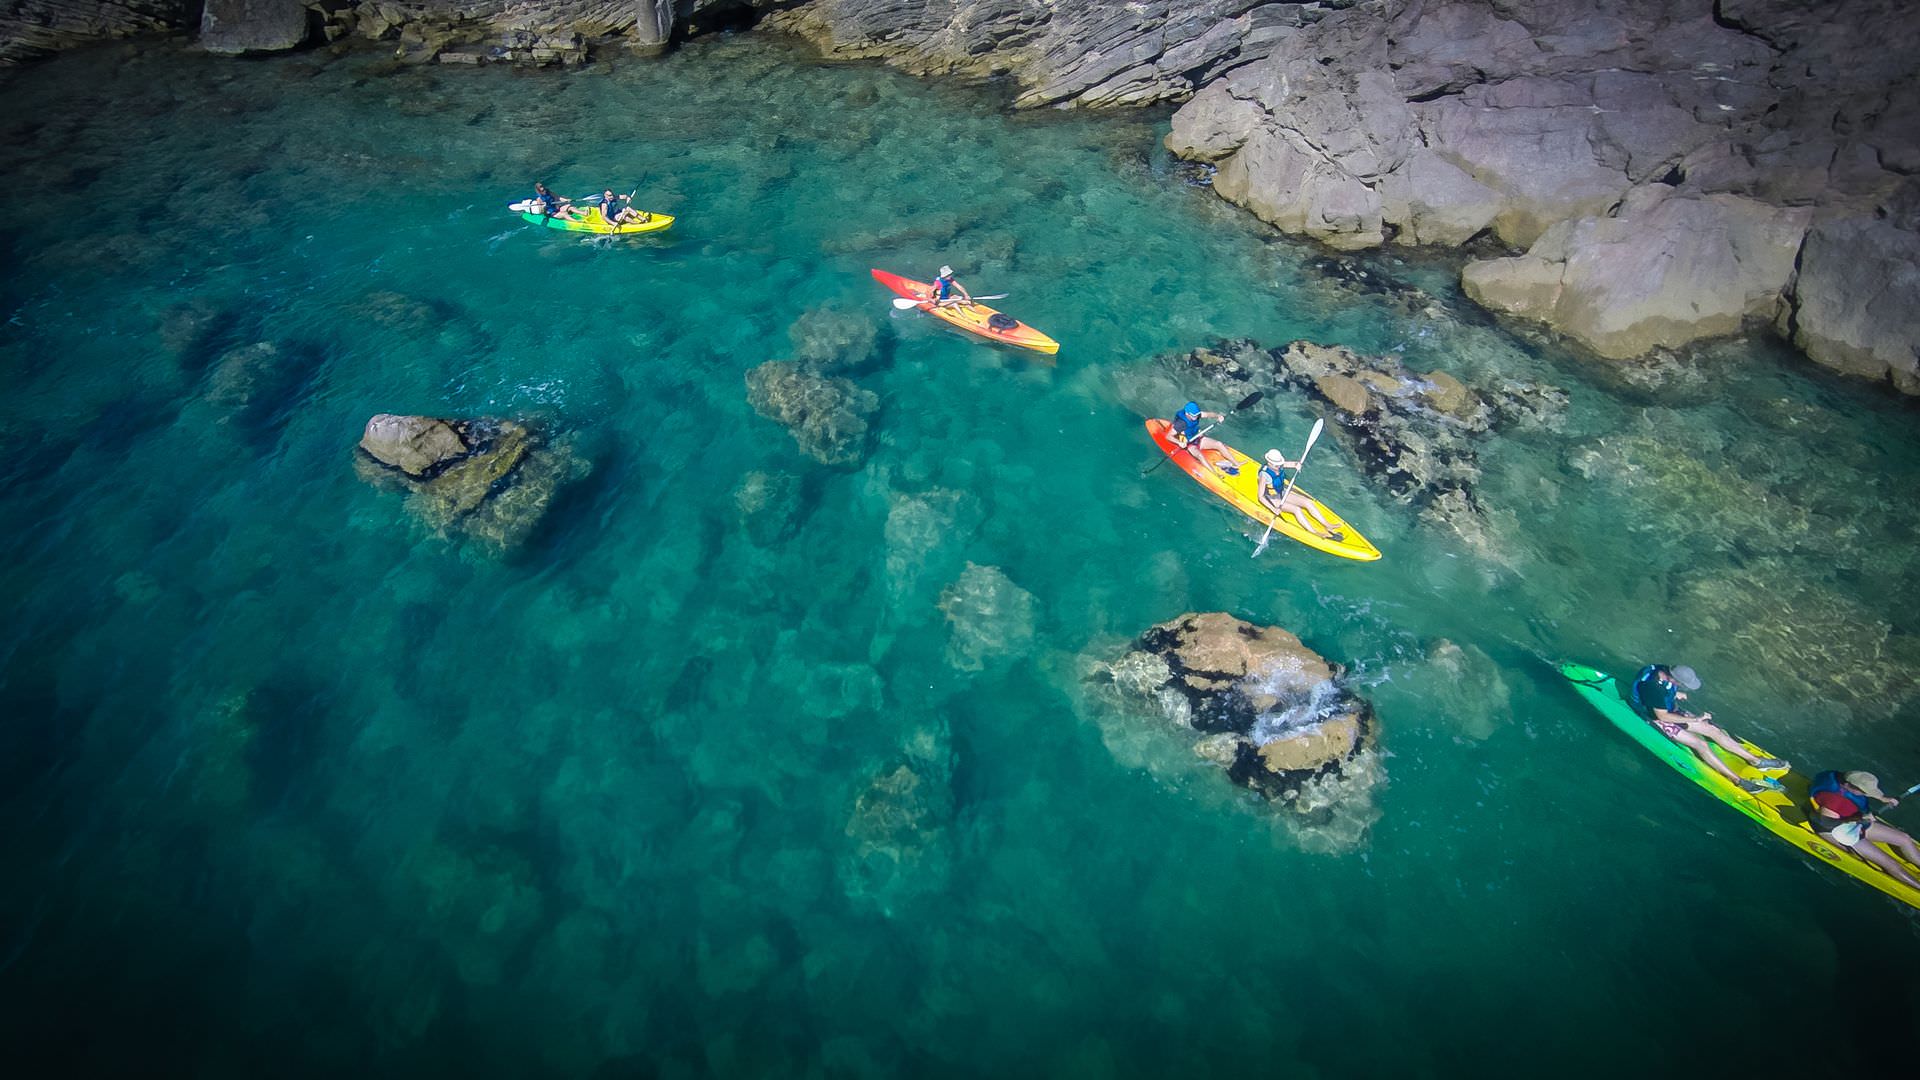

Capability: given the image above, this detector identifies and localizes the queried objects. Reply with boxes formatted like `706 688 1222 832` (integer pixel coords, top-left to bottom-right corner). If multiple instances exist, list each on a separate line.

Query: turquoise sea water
2 32 1918 1075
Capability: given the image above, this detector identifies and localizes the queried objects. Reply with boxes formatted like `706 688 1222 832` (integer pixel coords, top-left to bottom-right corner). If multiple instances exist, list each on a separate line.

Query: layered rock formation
1162 0 1920 387
355 413 588 551
1 0 188 64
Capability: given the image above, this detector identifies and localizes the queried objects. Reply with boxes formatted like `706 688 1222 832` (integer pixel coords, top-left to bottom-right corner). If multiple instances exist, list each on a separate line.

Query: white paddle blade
892 297 923 310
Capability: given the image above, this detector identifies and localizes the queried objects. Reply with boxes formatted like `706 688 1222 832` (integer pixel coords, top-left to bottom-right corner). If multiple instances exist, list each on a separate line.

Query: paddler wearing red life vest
1808 771 1920 890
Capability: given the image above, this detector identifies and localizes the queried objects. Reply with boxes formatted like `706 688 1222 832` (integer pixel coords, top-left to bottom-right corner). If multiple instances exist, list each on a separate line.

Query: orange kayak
871 269 1059 355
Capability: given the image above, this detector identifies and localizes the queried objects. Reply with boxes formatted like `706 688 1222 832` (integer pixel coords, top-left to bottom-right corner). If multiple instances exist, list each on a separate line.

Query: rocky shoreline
6 0 1916 391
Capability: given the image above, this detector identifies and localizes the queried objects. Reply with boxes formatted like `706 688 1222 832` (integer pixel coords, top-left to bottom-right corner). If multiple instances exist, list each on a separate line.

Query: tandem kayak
1559 662 1920 912
1144 418 1380 561
508 199 674 236
870 269 1059 355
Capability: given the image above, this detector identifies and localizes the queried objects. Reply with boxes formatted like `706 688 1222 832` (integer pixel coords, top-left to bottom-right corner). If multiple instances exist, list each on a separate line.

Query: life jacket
1260 464 1293 493
1628 664 1674 717
1808 771 1869 821
932 276 955 299
1172 411 1200 440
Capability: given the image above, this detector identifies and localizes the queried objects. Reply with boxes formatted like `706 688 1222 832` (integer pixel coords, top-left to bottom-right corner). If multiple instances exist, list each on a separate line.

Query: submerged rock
843 726 954 913
788 304 886 375
744 360 879 468
936 562 1038 672
733 469 805 547
355 414 587 552
1678 561 1920 727
1101 612 1381 820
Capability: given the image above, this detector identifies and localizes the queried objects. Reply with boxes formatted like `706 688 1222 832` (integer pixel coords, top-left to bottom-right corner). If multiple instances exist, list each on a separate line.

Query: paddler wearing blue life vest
1257 447 1340 541
1807 771 1920 890
928 266 972 309
1169 401 1238 479
531 182 578 221
1628 664 1788 794
598 188 646 227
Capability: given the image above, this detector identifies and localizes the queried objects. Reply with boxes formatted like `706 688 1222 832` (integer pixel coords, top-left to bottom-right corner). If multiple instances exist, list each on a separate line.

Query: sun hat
1264 449 1285 468
939 265 953 276
1669 665 1701 691
1181 401 1201 417
1843 772 1888 799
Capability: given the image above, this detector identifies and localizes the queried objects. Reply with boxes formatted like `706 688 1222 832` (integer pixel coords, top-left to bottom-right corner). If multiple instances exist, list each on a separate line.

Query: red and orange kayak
871 269 1059 355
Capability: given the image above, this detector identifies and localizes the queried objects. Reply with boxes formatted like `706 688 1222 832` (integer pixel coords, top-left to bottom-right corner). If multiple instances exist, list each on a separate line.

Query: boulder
1102 612 1378 806
743 360 879 468
1462 189 1811 359
359 413 470 478
198 0 310 55
1788 215 1920 394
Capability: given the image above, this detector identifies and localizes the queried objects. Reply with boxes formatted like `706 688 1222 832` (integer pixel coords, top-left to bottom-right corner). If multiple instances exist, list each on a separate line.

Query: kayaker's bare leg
1669 729 1751 786
1284 493 1338 537
1851 827 1920 890
1686 719 1775 770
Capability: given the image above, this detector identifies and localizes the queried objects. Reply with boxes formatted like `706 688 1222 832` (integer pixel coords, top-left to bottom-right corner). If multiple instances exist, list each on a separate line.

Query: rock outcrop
766 1 1328 109
936 562 1037 672
1 0 188 64
1101 612 1380 816
1160 0 1920 385
355 413 587 551
198 0 310 54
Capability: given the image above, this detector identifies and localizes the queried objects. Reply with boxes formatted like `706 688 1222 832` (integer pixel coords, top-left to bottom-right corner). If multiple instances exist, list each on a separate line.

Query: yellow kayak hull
1146 418 1381 561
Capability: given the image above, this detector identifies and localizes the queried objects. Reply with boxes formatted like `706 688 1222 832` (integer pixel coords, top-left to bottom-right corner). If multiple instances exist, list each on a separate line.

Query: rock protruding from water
744 360 879 468
355 414 586 551
1105 612 1377 807
198 0 310 55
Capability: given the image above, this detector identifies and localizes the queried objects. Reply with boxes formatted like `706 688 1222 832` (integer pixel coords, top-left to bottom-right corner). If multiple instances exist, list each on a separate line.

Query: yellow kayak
1145 418 1381 561
1562 663 1920 912
508 199 674 235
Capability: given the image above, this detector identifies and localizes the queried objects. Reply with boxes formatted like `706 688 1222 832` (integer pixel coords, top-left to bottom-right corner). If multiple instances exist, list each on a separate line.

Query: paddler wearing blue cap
1168 401 1238 479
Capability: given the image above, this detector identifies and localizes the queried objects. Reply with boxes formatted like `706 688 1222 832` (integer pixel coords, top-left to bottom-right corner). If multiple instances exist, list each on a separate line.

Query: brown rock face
1111 612 1375 804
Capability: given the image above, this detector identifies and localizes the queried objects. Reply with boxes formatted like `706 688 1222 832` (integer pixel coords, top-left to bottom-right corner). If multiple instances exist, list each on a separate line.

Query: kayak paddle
1140 391 1263 478
1254 417 1325 557
890 292 1010 310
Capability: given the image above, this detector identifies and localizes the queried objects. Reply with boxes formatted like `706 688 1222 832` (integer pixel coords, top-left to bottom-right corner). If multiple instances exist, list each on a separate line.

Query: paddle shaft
1256 418 1325 554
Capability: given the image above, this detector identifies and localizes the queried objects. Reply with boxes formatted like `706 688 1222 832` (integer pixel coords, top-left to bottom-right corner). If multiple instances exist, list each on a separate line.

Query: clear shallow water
2 34 1918 1075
